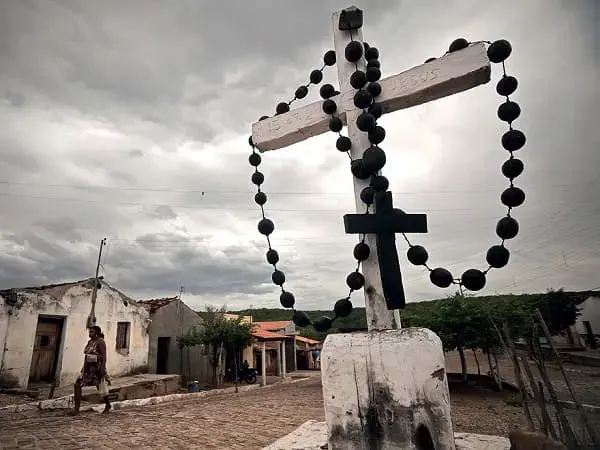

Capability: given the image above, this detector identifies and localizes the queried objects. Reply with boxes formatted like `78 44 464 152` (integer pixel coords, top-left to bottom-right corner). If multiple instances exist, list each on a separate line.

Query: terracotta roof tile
252 327 286 341
255 320 291 331
294 335 321 345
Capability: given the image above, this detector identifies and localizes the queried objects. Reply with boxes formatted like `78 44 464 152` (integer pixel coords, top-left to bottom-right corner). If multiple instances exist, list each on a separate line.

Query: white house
574 295 600 341
0 278 150 389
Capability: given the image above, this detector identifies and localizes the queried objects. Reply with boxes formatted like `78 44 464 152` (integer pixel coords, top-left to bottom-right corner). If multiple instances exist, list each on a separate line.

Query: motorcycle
225 366 258 384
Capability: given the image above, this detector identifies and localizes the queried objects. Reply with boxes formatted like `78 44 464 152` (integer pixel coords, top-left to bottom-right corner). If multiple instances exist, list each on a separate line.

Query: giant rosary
247 7 525 332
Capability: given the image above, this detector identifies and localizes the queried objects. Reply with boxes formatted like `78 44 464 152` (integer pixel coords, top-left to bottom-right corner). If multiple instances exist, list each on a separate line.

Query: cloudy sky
0 0 598 313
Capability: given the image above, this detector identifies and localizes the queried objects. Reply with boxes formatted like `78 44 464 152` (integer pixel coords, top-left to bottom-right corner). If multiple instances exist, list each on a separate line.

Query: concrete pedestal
262 420 510 450
320 329 454 449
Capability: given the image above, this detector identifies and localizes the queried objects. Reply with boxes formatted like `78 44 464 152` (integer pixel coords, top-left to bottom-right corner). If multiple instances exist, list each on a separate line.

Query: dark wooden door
156 337 170 374
29 318 63 382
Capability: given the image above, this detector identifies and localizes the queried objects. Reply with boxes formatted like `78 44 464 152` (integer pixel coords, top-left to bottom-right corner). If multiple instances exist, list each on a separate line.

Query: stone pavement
0 376 324 450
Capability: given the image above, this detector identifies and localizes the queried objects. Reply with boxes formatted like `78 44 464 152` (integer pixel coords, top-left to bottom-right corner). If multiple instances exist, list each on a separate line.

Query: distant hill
228 290 593 341
230 306 366 340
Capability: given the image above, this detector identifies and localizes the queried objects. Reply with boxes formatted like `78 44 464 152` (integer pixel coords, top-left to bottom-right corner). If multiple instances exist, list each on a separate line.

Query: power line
0 190 595 213
0 177 596 195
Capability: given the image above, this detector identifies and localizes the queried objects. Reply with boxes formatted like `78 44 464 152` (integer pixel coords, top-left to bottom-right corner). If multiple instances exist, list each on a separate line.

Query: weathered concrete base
321 329 454 449
262 420 510 450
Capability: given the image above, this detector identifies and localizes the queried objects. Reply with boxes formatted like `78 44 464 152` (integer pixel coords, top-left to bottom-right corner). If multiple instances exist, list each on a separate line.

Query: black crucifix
344 191 427 310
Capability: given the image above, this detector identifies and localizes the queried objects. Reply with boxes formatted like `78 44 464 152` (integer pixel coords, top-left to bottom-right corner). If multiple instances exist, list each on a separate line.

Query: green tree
179 306 254 386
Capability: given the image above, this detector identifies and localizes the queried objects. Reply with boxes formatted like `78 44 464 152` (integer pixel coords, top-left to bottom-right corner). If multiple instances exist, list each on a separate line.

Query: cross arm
343 212 428 234
251 42 491 152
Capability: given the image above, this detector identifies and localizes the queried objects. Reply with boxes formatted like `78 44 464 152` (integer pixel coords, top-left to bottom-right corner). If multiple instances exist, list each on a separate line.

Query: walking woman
72 325 111 415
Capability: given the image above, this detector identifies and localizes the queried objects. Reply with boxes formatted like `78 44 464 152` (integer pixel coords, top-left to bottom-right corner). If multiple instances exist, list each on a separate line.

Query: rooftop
252 326 287 341
255 320 291 331
139 297 178 313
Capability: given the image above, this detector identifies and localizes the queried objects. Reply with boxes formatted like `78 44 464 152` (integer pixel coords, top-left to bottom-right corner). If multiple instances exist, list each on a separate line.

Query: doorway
156 337 171 374
29 316 64 382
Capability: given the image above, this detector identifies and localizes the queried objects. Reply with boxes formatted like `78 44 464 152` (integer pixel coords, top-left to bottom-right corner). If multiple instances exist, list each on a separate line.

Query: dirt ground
445 349 600 447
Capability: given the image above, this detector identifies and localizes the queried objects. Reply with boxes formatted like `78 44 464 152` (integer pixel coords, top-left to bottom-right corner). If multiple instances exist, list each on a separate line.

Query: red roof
252 327 286 341
294 335 321 345
255 320 291 331
139 297 178 313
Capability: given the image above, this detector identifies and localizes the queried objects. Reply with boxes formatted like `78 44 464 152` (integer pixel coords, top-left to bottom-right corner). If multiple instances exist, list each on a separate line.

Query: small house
141 297 210 384
0 278 149 389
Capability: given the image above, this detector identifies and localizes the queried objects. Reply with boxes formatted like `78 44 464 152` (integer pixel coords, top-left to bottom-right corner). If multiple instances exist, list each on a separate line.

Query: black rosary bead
368 103 383 119
360 186 376 205
501 158 524 179
496 75 518 96
249 153 261 166
370 175 389 192
251 172 265 185
363 145 386 173
350 159 370 180
353 242 370 261
350 70 368 89
363 42 370 51
329 117 344 133
295 85 309 99
430 268 454 288
334 298 353 318
368 126 386 145
310 69 324 84
502 129 526 151
313 316 333 332
353 90 373 109
248 136 254 147
292 310 311 328
280 291 295 308
258 218 275 236
367 59 381 69
272 270 286 286
259 115 269 121
407 245 429 266
497 101 521 123
365 46 379 60
336 136 352 152
424 57 437 63
367 82 382 98
356 112 377 132
322 99 338 115
323 50 336 66
496 216 519 240
486 245 510 268
366 67 381 82
501 186 525 208
487 39 512 63
345 41 364 62
276 102 290 115
254 192 267 205
461 269 486 291
346 271 365 290
266 249 279 265
449 38 469 53
320 83 336 99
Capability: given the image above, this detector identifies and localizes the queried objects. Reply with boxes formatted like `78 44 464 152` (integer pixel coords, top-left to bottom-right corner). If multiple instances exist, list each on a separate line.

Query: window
116 322 130 350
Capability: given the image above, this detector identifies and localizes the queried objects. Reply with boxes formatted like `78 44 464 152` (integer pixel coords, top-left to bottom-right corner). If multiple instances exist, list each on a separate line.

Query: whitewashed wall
0 281 150 388
575 296 600 335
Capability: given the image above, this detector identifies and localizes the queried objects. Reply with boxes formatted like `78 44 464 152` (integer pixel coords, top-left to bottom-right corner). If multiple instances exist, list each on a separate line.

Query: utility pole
87 238 107 329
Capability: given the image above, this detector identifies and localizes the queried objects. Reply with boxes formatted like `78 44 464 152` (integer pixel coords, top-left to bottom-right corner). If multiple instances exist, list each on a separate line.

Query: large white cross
251 8 491 331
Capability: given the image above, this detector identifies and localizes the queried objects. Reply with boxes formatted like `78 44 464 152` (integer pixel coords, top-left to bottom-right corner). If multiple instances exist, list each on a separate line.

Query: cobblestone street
0 377 325 450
